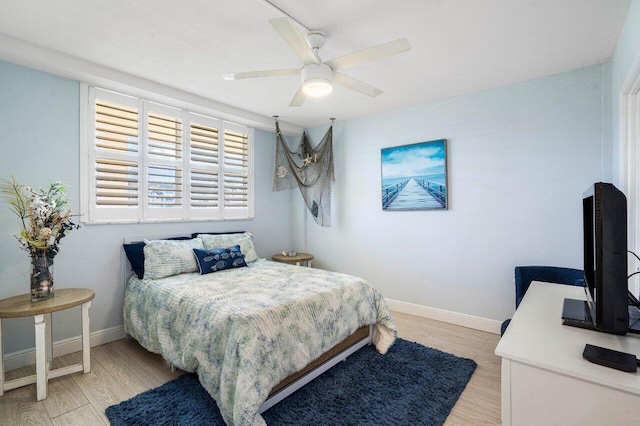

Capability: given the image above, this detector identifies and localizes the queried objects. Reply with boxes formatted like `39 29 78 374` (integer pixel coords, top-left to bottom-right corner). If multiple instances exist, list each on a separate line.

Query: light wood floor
0 311 501 425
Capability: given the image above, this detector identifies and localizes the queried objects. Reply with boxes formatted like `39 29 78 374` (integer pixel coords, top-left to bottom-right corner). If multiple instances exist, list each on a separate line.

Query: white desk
495 281 640 425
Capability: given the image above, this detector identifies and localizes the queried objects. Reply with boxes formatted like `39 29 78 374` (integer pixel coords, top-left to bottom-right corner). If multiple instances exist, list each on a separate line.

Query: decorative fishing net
272 120 334 227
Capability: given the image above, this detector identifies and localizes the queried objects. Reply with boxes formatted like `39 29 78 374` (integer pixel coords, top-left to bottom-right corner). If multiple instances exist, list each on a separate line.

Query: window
621 82 640 297
81 86 253 223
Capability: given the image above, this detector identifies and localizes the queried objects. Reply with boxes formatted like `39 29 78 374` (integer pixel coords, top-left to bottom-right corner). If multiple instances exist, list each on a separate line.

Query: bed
122 233 396 426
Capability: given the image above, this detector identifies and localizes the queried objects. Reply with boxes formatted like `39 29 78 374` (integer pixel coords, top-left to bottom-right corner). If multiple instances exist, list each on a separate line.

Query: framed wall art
381 139 447 211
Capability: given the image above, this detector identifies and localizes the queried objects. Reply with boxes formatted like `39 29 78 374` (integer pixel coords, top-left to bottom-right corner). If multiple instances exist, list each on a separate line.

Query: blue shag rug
105 338 477 426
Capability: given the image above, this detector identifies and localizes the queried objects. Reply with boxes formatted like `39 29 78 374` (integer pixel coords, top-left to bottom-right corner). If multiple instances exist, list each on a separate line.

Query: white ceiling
0 0 631 130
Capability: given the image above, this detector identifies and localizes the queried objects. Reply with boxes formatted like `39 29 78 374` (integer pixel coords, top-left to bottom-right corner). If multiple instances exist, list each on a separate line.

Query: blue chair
501 266 584 336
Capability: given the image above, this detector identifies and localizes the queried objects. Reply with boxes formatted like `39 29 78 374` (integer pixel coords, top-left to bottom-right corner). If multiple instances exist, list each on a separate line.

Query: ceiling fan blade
333 72 383 97
222 69 300 80
269 17 320 65
326 38 411 71
289 86 307 107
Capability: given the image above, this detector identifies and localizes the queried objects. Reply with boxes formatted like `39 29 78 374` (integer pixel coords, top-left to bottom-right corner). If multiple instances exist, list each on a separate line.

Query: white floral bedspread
123 259 396 426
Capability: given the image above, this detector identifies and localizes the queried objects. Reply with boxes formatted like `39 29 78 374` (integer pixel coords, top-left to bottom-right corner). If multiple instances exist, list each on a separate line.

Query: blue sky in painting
381 139 446 180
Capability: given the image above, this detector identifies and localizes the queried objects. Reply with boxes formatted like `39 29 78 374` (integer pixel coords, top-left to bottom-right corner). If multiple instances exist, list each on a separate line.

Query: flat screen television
562 182 629 334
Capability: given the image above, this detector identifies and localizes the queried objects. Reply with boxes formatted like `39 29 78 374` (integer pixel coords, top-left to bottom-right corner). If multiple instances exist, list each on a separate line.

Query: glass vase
30 254 54 302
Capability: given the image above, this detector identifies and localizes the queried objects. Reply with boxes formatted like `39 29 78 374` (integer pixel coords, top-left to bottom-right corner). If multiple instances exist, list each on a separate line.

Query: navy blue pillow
123 242 146 279
123 236 191 279
192 245 247 275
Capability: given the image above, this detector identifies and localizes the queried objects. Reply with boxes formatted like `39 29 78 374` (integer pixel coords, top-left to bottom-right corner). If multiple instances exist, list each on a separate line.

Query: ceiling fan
222 17 411 107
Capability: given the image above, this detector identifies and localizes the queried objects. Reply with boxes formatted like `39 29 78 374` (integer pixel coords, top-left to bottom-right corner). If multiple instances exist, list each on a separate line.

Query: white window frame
80 84 254 224
619 58 640 296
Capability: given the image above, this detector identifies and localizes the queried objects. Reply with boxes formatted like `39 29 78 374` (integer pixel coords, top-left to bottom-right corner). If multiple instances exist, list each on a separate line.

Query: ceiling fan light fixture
303 78 333 97
301 63 334 97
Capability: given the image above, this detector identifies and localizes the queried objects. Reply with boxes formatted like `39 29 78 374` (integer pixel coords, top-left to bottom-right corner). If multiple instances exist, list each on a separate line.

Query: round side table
272 253 314 267
0 288 95 401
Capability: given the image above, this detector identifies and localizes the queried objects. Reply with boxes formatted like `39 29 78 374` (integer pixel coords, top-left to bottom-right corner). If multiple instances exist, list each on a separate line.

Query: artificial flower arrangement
0 177 80 301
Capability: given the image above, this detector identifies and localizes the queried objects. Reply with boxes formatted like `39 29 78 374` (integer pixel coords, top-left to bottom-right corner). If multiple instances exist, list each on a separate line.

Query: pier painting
381 139 447 211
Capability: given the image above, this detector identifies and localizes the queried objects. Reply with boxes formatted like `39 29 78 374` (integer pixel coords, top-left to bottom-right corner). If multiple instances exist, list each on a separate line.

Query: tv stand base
561 297 640 334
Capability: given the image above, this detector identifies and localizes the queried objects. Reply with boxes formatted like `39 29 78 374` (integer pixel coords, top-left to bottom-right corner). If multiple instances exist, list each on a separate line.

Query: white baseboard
386 298 501 335
3 302 500 372
3 325 126 372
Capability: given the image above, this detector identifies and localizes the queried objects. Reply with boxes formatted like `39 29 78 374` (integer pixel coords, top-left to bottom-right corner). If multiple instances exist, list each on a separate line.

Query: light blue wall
0 60 293 354
0 27 625 353
301 64 608 321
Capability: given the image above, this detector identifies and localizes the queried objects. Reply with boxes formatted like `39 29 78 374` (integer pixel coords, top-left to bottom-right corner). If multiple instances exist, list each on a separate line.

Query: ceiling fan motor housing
302 63 333 83
306 31 327 50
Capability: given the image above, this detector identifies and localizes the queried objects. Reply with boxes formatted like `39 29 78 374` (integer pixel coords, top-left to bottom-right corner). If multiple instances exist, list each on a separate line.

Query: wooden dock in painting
383 178 446 210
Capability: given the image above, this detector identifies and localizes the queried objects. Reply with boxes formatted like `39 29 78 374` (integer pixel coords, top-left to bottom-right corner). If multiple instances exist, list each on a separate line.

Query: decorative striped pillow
143 238 204 279
197 232 259 263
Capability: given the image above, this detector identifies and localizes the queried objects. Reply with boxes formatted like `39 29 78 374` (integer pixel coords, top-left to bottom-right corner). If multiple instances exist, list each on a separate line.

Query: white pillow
143 238 204 279
197 232 259 263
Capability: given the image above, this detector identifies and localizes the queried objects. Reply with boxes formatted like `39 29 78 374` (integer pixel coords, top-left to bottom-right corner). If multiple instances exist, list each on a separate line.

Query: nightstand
272 253 314 267
0 288 95 401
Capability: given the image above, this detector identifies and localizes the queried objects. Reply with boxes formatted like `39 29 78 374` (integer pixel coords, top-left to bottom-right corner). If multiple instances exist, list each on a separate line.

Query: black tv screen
582 182 628 334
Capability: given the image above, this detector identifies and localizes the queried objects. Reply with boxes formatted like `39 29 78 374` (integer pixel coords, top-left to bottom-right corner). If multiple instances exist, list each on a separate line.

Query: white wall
0 59 293 354
611 0 640 187
299 64 609 322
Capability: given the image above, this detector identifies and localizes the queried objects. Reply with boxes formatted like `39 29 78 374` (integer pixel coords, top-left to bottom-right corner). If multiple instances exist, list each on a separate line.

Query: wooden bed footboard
260 325 372 412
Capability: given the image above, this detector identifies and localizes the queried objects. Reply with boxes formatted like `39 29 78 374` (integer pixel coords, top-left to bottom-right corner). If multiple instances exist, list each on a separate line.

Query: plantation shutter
146 104 184 219
222 124 250 218
82 85 253 223
89 88 141 222
189 114 220 219
95 158 138 206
